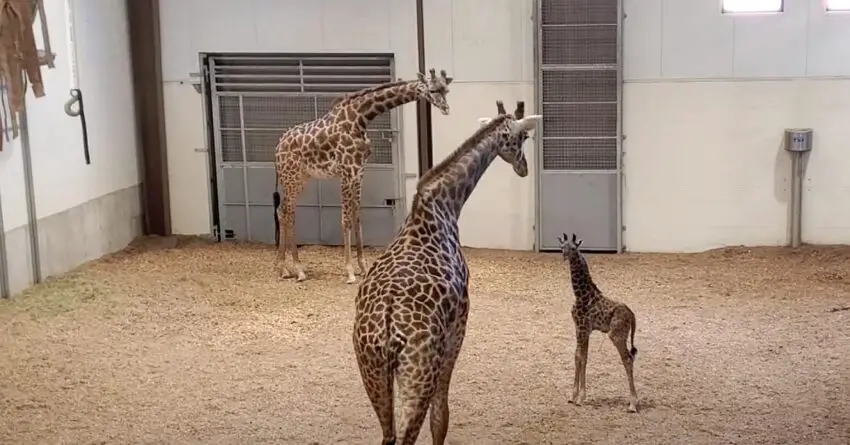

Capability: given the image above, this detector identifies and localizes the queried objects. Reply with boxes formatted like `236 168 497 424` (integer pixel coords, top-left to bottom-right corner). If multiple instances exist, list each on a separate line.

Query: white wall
0 0 139 229
0 0 140 288
623 0 850 251
159 0 539 250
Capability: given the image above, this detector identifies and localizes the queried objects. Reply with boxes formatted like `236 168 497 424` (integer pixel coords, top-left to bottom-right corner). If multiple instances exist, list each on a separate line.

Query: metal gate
534 0 622 251
205 53 404 246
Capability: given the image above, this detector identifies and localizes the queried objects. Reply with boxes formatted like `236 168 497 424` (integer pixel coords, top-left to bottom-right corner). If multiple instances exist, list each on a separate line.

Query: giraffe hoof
295 272 307 282
346 275 357 284
628 403 638 413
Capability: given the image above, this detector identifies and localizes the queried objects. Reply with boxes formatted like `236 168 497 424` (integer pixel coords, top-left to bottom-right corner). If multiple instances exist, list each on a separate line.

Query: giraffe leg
281 177 308 281
610 317 639 413
395 341 442 445
429 326 467 445
341 176 362 284
275 204 292 279
353 212 367 275
353 331 396 444
569 330 590 406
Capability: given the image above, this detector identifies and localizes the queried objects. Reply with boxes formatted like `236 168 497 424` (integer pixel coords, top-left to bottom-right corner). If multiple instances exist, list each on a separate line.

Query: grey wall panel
223 205 248 239
318 207 396 247
539 173 617 251
222 167 245 204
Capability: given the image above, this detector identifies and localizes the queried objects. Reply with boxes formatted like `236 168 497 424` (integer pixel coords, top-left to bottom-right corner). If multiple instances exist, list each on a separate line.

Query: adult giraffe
272 69 453 284
353 101 542 444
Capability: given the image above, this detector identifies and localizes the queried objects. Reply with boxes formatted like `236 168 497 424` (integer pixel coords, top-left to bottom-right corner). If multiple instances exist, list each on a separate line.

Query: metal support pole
789 152 803 248
0 182 9 298
415 0 433 177
20 98 42 283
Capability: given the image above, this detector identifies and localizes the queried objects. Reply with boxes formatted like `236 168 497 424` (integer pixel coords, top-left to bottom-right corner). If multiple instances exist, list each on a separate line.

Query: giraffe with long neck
559 232 640 412
272 69 453 284
352 101 542 445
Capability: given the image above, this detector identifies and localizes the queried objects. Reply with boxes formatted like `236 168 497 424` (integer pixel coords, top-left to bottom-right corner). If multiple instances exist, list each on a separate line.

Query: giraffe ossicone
272 69 454 284
353 99 541 444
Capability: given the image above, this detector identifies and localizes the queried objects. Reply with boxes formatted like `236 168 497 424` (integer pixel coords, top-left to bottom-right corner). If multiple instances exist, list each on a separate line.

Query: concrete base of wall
2 184 143 296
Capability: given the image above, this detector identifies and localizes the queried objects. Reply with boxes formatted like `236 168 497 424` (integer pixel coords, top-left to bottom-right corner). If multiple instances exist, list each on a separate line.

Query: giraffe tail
629 311 638 361
273 191 281 247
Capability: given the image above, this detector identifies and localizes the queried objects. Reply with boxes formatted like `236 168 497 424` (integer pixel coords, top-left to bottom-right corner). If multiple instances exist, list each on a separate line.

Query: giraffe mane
330 79 414 107
415 114 510 193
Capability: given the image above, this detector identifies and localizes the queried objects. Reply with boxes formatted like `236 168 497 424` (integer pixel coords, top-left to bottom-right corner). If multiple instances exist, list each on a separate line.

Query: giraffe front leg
281 178 307 282
569 330 589 406
341 176 361 284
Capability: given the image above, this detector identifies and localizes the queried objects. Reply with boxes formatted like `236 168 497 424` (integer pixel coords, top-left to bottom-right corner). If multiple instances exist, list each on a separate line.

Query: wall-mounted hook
64 88 90 164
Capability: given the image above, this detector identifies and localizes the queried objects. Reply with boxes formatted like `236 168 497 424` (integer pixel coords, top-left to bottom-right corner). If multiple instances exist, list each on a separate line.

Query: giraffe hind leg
610 309 639 413
353 336 396 444
395 343 443 445
280 177 307 281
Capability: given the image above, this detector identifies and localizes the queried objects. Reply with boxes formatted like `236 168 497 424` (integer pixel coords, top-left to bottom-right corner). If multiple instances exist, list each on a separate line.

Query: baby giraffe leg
610 325 638 413
569 330 590 406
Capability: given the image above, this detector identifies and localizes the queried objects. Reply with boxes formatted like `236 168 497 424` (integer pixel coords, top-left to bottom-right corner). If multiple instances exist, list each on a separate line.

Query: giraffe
272 69 454 284
352 100 542 445
558 232 640 413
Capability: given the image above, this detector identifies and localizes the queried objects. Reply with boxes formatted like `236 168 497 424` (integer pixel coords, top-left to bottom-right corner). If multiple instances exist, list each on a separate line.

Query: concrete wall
159 0 538 250
622 0 850 251
0 0 142 296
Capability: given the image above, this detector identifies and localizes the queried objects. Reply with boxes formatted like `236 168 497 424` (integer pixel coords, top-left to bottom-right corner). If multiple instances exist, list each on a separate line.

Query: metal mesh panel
244 129 282 162
213 54 398 167
366 131 393 164
242 96 315 129
542 103 617 138
542 138 616 170
542 0 618 25
218 96 241 129
542 25 617 66
542 70 617 102
220 130 242 162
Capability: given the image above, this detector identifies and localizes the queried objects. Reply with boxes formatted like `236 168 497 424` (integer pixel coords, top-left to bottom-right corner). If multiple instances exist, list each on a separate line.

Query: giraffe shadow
577 395 659 411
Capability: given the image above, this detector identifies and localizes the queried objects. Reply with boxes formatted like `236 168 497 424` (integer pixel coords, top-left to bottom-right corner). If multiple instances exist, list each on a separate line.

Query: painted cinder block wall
0 0 141 296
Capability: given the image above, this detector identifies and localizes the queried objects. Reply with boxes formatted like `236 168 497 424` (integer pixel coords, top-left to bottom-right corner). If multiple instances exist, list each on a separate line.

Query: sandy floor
1 236 849 444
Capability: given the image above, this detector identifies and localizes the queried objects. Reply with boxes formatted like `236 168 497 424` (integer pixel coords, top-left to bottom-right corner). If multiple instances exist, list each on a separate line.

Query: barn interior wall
622 0 850 252
0 0 142 296
159 0 539 251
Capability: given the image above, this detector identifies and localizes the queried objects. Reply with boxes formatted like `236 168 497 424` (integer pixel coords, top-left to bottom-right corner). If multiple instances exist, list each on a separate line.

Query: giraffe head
416 68 453 115
558 232 584 260
476 100 542 177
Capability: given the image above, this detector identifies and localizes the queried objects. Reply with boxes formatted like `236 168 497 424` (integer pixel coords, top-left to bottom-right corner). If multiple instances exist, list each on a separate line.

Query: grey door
206 54 403 246
535 0 622 252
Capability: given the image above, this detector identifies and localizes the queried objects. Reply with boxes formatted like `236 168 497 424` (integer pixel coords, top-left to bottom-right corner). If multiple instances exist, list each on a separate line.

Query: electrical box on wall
784 128 813 152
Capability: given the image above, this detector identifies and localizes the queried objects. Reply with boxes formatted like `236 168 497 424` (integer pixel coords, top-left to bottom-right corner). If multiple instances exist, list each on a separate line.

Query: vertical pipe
0 179 9 298
415 0 433 177
790 152 803 248
20 99 42 283
532 0 543 251
238 95 251 241
615 0 625 253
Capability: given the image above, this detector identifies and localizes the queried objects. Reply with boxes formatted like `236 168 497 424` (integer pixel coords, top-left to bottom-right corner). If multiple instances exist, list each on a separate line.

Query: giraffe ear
496 101 507 115
444 76 453 85
509 115 543 135
478 117 492 127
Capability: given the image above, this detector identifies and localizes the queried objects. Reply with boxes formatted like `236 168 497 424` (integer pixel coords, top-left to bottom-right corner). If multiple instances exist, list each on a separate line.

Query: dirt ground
1 236 849 445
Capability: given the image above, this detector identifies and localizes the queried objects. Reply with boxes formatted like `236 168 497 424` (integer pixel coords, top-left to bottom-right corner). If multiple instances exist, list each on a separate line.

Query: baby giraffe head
557 232 584 261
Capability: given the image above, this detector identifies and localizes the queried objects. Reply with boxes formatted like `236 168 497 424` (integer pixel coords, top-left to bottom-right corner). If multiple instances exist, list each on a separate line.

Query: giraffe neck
567 252 598 303
349 81 421 128
416 137 500 221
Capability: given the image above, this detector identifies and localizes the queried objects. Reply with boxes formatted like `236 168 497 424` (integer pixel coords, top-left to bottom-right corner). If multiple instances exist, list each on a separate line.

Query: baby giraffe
558 232 640 413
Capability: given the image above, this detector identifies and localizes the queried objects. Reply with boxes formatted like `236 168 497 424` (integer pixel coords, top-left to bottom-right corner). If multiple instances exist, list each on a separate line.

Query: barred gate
535 0 622 251
205 54 404 246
